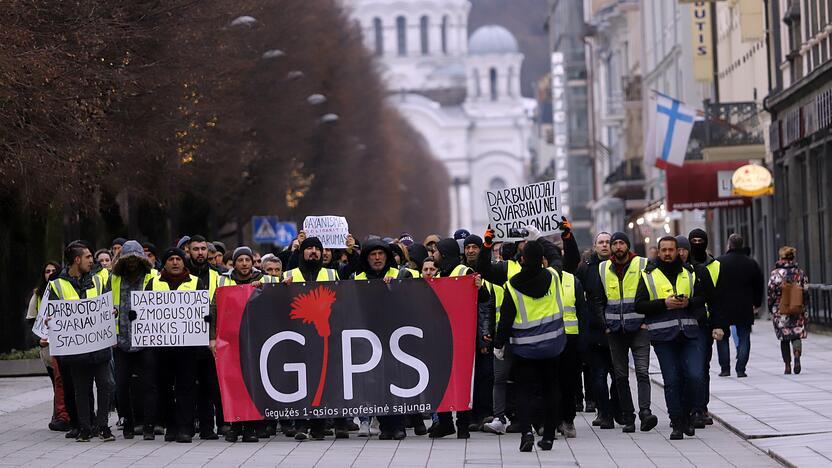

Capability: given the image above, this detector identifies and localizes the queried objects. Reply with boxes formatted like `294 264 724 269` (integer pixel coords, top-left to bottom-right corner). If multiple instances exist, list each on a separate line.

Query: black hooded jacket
354 240 411 279
575 252 609 346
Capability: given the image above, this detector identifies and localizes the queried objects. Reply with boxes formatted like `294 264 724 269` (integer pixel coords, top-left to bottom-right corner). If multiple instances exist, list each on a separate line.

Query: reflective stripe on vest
436 264 471 278
599 257 647 332
50 276 102 300
505 275 565 347
285 268 337 282
152 275 199 291
207 269 219 299
641 267 697 341
354 267 400 280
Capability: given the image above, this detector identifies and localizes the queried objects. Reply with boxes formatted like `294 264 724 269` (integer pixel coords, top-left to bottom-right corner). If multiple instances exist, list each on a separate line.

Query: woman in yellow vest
492 240 566 452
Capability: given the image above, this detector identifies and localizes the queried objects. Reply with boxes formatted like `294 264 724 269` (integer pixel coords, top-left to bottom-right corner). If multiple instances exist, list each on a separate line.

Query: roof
468 25 519 55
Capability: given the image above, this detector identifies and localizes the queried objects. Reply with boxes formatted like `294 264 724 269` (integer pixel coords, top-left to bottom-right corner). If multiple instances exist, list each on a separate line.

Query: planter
0 359 47 377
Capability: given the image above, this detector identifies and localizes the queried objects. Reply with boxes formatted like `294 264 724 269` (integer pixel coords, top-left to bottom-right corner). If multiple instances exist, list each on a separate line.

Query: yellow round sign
731 164 773 197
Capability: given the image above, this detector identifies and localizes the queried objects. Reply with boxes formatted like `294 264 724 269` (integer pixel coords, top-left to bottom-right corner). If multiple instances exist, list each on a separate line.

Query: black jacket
575 252 608 347
476 237 574 286
634 259 707 321
49 268 112 366
713 249 764 326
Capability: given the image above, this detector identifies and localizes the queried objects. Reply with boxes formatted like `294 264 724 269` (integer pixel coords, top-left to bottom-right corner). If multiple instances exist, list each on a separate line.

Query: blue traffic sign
252 217 297 247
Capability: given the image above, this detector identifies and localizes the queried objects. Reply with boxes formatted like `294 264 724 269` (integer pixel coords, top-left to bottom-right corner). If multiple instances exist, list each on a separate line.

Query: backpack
779 280 804 315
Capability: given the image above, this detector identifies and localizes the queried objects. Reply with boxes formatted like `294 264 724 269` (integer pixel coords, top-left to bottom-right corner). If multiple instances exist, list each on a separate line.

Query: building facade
765 0 832 284
345 0 534 232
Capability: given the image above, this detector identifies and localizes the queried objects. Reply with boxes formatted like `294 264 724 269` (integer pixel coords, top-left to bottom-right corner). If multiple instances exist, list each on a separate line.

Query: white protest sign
32 289 52 339
47 292 116 356
130 290 210 347
303 216 349 248
485 180 562 241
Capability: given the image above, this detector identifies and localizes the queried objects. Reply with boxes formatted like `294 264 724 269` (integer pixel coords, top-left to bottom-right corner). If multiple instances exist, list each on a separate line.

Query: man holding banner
47 241 115 443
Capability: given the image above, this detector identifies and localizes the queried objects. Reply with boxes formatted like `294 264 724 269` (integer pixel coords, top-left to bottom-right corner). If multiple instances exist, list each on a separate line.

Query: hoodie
355 240 409 279
494 241 553 348
107 240 153 352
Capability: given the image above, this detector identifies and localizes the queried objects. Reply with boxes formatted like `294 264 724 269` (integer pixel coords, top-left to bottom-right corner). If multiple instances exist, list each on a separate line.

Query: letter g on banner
260 331 308 402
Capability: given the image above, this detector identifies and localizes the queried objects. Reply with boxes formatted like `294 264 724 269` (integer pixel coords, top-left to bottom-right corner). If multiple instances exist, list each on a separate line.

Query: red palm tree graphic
290 286 337 407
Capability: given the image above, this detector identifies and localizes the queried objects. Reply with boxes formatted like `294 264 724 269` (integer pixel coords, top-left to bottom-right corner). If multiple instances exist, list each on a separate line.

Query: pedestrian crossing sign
252 217 297 246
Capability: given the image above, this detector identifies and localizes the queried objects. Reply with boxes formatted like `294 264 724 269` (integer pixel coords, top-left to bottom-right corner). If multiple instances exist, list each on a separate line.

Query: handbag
779 281 804 315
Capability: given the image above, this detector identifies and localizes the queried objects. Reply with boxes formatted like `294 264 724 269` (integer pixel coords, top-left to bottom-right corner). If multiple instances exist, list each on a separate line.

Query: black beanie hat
610 232 631 249
408 244 429 266
160 247 186 266
521 240 544 269
436 238 460 260
463 234 483 249
112 237 127 248
232 246 253 262
688 228 709 247
541 240 562 268
300 236 324 252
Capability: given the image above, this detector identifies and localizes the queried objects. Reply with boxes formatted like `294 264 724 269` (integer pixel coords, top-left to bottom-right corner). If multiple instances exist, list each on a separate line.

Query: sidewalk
650 319 832 467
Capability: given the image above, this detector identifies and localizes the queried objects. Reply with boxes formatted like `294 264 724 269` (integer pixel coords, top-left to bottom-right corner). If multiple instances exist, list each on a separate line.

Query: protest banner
485 179 562 241
302 216 349 248
32 289 52 339
130 290 210 347
47 292 116 356
215 277 477 421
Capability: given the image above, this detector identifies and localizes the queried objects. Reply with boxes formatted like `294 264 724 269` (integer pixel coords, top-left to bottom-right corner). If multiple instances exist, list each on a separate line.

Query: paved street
9 319 832 467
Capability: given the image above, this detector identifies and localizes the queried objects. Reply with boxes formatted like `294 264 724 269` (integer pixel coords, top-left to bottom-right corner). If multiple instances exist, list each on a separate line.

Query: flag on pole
647 92 696 169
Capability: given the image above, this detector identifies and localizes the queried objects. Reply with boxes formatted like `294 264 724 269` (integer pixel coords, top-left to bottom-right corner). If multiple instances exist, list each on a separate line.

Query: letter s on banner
260 331 307 403
341 330 382 400
389 327 429 398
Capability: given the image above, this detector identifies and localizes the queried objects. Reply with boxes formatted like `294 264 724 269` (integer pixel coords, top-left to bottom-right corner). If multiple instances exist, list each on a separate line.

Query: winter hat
176 235 191 250
299 236 324 252
688 228 709 263
541 240 562 268
610 232 631 249
408 244 429 266
453 229 471 240
463 234 483 249
398 233 415 247
675 235 691 251
212 241 227 255
688 228 709 247
119 240 145 258
160 247 186 266
111 237 127 248
436 238 461 260
232 246 253 262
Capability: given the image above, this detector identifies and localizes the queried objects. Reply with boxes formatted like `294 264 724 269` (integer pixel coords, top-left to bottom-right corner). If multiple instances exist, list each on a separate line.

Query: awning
666 161 752 210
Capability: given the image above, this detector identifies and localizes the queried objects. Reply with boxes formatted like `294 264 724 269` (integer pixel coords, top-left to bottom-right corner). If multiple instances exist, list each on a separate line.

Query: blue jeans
716 324 751 373
653 336 703 421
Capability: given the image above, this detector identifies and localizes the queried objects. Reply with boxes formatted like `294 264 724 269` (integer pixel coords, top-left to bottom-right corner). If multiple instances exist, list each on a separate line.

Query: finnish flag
647 93 696 168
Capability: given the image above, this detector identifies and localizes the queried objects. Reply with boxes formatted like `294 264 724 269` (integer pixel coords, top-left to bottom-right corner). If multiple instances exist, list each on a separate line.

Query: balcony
603 159 645 200
688 101 766 162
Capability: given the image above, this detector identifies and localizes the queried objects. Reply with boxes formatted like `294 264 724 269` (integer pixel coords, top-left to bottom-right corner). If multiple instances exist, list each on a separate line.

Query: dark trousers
161 347 198 436
437 410 470 429
377 415 405 433
717 324 751 373
471 351 494 421
73 361 114 431
589 344 619 419
608 329 652 421
653 336 703 421
513 356 560 439
695 328 713 413
196 349 223 432
55 357 85 429
576 359 593 406
558 337 580 424
114 349 158 430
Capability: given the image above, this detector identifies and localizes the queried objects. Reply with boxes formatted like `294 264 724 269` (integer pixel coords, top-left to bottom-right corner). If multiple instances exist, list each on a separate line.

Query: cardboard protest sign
47 292 116 356
485 180 562 241
303 216 349 248
130 290 210 347
32 289 52 339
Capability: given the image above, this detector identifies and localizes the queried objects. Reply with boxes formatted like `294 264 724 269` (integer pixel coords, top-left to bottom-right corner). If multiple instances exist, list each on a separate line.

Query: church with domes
344 0 534 232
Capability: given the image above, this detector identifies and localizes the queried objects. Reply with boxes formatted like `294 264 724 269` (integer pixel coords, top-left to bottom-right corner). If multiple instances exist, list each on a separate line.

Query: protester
421 257 438 279
493 240 566 452
142 242 159 270
635 236 706 440
111 238 126 259
598 232 657 433
768 246 809 375
714 234 764 378
49 241 114 442
261 254 283 278
26 261 67 431
145 248 206 443
106 241 159 440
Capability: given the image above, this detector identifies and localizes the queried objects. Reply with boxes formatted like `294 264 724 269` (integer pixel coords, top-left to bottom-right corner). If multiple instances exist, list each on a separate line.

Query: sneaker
483 417 506 435
99 426 115 442
65 428 80 439
49 420 71 432
559 422 576 438
241 432 259 443
639 410 658 432
294 431 308 441
519 432 534 452
358 421 371 437
154 425 165 435
428 423 455 439
225 431 238 443
76 429 91 442
537 438 554 451
143 426 156 441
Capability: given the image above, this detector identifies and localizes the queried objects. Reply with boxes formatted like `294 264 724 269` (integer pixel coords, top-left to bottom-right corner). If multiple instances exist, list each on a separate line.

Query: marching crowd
26 219 809 452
